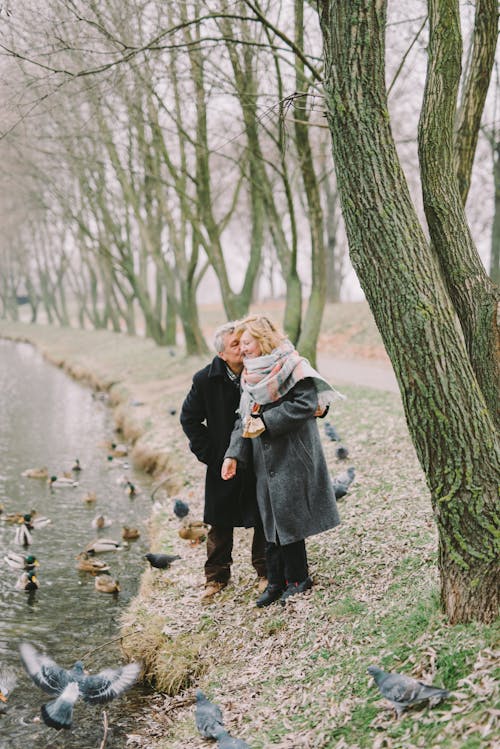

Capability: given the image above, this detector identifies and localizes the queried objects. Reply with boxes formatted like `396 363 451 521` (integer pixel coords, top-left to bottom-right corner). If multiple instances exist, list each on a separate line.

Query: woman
222 316 342 607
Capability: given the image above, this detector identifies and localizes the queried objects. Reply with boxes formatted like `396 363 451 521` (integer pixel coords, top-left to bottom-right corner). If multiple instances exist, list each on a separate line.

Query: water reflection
0 340 152 747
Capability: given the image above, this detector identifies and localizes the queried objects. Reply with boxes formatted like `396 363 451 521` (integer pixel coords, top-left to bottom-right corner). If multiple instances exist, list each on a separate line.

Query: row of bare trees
0 0 353 362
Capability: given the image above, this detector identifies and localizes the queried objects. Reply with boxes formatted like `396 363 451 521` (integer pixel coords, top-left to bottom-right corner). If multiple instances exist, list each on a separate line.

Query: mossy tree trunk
490 139 500 286
418 0 499 429
318 0 499 624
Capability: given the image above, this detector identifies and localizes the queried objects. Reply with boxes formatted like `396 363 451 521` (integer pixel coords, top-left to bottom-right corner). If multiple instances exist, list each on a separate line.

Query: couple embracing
180 315 342 608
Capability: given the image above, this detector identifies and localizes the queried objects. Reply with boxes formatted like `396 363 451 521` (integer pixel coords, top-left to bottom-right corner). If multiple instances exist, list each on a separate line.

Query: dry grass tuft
121 610 209 696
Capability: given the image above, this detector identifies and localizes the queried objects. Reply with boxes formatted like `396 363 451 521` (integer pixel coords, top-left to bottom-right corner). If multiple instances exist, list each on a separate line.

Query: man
180 321 267 601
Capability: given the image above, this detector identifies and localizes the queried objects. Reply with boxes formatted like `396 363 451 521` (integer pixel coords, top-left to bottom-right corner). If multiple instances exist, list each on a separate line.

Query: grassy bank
0 319 497 749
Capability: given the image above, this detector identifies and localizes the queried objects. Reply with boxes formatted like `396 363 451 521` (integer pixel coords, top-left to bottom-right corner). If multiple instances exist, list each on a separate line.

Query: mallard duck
21 467 49 479
111 443 128 458
4 508 37 524
122 526 140 540
48 475 79 488
82 491 97 504
178 520 208 545
72 458 82 472
4 551 39 571
84 538 121 555
0 665 17 703
91 514 112 529
106 454 129 468
14 517 33 547
15 570 39 590
124 481 137 497
94 575 120 593
75 552 110 574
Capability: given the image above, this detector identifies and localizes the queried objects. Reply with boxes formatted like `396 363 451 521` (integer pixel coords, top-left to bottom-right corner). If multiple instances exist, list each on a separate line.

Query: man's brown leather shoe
201 581 227 602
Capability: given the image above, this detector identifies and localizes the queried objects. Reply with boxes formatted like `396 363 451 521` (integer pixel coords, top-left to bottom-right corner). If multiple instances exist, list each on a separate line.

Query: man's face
219 331 243 373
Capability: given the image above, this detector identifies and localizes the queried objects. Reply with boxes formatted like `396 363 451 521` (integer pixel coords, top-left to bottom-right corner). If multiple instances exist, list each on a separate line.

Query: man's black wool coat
180 356 258 527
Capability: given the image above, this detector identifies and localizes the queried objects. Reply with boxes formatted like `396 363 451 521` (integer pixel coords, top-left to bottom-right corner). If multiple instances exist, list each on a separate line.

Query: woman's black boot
256 584 284 608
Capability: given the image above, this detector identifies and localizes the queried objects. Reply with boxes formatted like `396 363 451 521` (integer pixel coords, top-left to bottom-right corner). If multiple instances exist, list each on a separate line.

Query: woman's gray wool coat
226 378 340 545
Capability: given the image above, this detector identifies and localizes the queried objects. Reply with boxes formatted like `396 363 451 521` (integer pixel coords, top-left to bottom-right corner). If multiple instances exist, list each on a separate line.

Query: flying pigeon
335 445 349 460
144 552 181 570
367 665 450 718
19 642 141 729
332 466 355 499
324 422 340 441
173 498 189 519
195 689 226 739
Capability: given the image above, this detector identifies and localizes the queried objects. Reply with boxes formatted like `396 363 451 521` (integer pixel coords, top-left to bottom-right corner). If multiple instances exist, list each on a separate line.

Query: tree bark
318 0 499 624
418 0 499 429
490 139 500 286
454 0 498 206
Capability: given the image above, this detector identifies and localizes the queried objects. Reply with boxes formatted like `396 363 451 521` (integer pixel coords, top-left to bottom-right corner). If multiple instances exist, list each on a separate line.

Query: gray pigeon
19 642 141 729
195 689 226 739
367 665 450 717
145 552 181 570
335 445 349 460
217 732 251 748
173 498 189 519
324 422 340 441
332 466 355 499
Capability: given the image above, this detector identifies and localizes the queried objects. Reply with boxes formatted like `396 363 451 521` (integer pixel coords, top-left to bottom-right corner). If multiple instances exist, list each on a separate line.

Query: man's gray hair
213 321 239 353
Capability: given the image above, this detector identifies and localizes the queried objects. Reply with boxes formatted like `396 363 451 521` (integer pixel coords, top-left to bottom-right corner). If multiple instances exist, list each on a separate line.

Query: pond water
0 339 153 748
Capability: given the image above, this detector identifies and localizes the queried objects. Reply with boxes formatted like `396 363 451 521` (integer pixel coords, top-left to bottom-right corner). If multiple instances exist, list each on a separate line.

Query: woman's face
240 330 261 359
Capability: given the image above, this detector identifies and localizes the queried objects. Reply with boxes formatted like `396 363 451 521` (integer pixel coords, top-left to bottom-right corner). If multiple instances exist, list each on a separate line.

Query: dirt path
317 351 400 394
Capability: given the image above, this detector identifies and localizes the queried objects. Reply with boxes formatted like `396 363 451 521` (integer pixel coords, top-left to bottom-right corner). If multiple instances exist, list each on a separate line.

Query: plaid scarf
238 339 344 421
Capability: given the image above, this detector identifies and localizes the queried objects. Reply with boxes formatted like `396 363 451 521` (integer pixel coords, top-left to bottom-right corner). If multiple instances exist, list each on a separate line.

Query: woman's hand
221 458 237 480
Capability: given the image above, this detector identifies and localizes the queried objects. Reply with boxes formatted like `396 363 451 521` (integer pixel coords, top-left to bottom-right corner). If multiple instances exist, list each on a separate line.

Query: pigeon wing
381 673 425 704
80 661 141 704
19 642 71 695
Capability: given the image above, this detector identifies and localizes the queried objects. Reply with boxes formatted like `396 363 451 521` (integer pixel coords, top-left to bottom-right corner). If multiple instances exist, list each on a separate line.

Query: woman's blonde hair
236 315 285 355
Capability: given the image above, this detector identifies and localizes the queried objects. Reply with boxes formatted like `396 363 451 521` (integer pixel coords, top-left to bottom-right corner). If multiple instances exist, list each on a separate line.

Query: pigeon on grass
332 466 355 499
324 422 340 441
19 642 141 729
145 552 181 570
173 498 190 519
335 445 349 460
367 665 450 718
195 690 251 747
217 733 251 748
195 689 225 738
